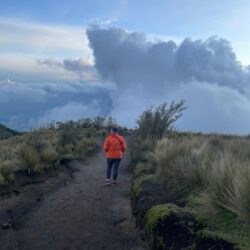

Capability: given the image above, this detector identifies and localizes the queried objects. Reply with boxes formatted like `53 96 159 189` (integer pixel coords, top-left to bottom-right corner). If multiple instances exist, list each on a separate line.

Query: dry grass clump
20 145 40 171
149 137 207 192
149 135 250 220
0 160 15 185
0 139 22 185
231 165 250 220
40 147 58 164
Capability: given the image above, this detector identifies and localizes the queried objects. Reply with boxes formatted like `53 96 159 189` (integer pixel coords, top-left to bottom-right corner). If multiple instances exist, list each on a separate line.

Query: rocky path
0 149 145 250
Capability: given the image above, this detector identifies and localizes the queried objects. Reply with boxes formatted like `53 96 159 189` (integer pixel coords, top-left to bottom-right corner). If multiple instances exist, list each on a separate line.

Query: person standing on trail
103 127 127 186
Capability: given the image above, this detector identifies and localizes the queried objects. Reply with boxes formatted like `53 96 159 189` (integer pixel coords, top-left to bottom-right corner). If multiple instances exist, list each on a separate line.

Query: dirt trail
0 149 145 250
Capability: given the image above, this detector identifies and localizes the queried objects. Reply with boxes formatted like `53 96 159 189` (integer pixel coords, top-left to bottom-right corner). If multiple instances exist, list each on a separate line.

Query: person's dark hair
111 127 118 133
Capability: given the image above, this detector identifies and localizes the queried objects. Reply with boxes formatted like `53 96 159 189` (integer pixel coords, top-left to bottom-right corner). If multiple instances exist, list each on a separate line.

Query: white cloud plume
87 27 250 134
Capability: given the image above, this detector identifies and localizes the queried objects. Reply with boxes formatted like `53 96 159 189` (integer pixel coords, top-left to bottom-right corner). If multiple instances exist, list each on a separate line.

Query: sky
1 0 250 134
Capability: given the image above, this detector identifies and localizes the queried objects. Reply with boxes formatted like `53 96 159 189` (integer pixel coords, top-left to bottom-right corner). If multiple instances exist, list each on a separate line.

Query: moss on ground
191 210 250 250
133 162 156 179
145 204 182 234
131 162 160 200
131 174 152 199
131 172 157 199
143 203 238 249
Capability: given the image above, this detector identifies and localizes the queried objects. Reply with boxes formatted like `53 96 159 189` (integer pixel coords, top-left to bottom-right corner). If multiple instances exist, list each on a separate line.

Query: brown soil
0 149 145 250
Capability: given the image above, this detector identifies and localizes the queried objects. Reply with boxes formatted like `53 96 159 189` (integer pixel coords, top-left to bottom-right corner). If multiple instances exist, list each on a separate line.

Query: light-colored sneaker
105 180 111 186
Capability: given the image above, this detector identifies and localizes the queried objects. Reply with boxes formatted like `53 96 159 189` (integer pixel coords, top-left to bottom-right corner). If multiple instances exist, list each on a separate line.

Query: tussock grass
149 135 250 221
40 147 58 164
21 145 40 170
0 160 15 185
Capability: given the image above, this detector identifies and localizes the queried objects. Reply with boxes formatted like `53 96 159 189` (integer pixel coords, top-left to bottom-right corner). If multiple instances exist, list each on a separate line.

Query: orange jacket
103 133 127 159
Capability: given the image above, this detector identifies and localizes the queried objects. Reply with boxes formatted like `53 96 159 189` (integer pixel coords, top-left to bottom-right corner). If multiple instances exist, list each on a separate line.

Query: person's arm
103 138 109 152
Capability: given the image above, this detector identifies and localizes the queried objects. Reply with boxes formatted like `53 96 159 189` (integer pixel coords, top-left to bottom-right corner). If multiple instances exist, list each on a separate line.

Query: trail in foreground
1 149 145 250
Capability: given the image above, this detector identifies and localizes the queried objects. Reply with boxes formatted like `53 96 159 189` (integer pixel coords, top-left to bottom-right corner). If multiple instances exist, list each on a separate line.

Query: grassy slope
0 121 109 186
130 133 250 249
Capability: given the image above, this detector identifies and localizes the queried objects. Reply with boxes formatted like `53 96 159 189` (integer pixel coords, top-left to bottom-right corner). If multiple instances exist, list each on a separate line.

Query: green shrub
136 101 186 140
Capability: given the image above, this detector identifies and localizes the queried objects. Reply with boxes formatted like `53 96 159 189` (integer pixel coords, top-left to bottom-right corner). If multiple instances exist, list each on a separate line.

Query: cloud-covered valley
0 81 111 130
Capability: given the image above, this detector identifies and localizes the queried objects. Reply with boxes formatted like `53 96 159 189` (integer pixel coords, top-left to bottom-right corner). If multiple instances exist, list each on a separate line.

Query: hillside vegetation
0 117 119 186
130 102 250 250
0 124 21 140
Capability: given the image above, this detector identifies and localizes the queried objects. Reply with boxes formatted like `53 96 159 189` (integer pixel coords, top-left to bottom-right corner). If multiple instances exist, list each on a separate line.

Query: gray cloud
87 27 250 91
37 58 98 80
34 101 103 127
170 82 250 134
87 27 250 134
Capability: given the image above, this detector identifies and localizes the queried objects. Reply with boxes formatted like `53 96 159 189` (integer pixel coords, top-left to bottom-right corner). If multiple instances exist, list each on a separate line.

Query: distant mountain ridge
0 124 20 140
